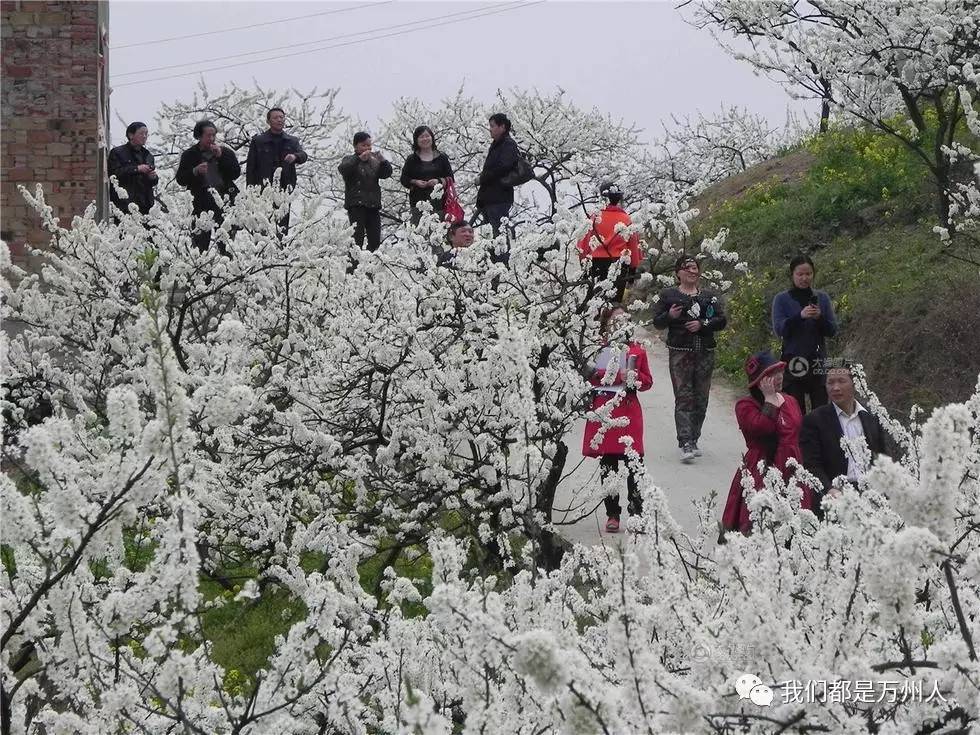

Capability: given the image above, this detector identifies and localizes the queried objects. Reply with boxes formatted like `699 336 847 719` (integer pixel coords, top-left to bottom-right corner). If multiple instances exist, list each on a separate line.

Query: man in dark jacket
800 362 895 518
651 255 728 463
245 107 307 190
175 119 242 253
338 131 392 252
476 113 519 242
108 121 158 216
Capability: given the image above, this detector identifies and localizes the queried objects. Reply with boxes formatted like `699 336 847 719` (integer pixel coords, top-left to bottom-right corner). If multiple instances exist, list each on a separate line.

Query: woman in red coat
721 350 814 536
582 306 654 533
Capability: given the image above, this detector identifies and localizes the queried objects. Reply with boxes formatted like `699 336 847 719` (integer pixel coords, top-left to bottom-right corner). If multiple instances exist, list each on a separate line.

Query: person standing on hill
651 255 728 463
246 107 307 235
245 107 307 191
108 121 158 216
772 255 839 413
400 125 454 225
575 181 641 303
338 131 393 252
175 119 241 253
475 113 519 240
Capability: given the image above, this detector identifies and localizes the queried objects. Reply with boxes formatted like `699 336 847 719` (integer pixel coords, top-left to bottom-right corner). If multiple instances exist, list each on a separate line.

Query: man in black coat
175 120 242 252
476 113 519 242
338 131 392 252
108 121 158 216
800 362 895 517
245 107 308 190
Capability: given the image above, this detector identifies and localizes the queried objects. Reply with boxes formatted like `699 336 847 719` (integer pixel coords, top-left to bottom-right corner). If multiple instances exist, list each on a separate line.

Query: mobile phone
809 295 819 306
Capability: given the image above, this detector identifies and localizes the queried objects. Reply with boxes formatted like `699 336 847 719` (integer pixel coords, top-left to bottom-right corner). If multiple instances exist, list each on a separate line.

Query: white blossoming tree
152 79 350 204
690 0 980 248
653 106 803 188
3 162 978 732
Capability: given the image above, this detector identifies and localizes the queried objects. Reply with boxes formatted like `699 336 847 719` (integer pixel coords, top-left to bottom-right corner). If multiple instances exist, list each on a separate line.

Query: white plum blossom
691 0 980 245
2 78 977 735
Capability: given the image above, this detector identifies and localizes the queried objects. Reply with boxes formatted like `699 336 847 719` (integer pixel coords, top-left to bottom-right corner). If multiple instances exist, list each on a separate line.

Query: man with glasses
651 255 728 463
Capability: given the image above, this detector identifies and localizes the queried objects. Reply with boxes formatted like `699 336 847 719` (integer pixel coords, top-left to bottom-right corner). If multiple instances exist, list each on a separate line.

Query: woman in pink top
582 305 653 532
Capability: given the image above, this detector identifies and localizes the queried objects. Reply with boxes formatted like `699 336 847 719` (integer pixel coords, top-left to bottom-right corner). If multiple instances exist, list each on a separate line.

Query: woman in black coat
399 125 453 225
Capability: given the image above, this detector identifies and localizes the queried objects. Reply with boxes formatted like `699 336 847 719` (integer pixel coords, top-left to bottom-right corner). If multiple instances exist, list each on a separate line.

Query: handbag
442 176 465 223
500 152 535 188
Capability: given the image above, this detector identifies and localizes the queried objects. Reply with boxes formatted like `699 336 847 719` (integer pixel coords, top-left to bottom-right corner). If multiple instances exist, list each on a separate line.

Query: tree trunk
532 440 569 571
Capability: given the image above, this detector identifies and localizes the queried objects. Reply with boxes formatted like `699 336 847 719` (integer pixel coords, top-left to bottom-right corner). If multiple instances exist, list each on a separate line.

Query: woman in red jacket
582 305 654 533
721 350 814 537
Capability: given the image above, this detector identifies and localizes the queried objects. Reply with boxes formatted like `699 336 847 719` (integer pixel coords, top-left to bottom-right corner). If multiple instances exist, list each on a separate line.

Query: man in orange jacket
576 181 641 303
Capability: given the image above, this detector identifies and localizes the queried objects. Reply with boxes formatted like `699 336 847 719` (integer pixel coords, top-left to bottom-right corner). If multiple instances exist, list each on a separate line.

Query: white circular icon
788 356 809 377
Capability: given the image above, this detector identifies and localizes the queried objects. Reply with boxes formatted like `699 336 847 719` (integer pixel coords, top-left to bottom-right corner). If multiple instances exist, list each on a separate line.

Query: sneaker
680 444 696 464
605 517 620 533
692 442 703 457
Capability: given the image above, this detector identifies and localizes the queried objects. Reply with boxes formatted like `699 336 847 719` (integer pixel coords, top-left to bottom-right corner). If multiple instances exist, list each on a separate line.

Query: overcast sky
108 0 806 149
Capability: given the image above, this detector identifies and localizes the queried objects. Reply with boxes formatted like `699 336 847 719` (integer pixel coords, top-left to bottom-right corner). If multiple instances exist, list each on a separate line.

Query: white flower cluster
692 0 980 244
3 71 977 732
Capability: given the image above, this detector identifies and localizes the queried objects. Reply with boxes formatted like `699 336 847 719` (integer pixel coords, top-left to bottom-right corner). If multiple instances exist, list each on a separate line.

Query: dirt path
552 333 745 544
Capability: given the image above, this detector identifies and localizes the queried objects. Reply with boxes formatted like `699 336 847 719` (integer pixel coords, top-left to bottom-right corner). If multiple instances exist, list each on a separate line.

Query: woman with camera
651 255 728 464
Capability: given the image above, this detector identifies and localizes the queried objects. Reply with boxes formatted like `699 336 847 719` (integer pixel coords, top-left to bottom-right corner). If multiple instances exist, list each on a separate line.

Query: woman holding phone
771 255 838 412
720 350 813 537
582 305 654 533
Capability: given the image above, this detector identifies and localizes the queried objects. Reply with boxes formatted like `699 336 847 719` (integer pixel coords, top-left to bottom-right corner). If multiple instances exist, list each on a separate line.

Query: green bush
715 268 780 381
699 122 932 261
699 121 979 413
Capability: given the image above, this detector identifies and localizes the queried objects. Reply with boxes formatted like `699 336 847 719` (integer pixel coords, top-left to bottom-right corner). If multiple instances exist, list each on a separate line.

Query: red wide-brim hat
744 350 786 388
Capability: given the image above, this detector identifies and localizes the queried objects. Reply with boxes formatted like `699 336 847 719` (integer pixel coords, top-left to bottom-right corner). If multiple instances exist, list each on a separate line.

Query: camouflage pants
668 349 716 447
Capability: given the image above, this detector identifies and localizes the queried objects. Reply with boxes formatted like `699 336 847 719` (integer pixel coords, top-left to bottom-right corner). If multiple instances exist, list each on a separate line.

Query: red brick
7 167 35 181
27 129 54 143
5 65 33 78
45 142 72 155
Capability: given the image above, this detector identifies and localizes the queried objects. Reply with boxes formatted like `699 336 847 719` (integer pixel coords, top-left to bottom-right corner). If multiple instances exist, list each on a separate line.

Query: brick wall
1 0 105 263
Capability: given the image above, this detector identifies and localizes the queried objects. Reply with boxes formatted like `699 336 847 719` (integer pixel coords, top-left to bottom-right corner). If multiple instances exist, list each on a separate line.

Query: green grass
695 121 979 414
200 583 305 692
701 124 932 261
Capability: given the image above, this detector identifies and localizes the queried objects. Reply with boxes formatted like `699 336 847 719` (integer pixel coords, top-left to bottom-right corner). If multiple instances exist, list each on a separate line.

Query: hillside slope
691 127 980 416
